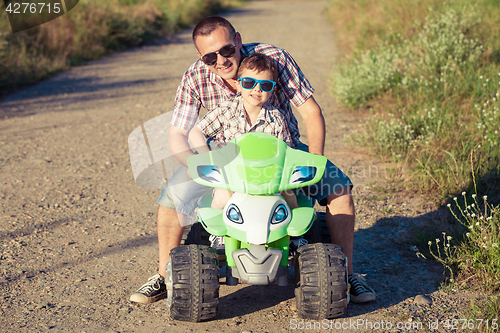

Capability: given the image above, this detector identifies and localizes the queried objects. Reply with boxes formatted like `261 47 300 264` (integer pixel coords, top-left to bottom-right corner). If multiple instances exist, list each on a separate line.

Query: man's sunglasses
238 77 276 93
201 44 236 66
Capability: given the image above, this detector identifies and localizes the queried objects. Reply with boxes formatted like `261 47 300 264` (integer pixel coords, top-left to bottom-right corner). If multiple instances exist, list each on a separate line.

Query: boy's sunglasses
238 77 276 92
201 44 236 66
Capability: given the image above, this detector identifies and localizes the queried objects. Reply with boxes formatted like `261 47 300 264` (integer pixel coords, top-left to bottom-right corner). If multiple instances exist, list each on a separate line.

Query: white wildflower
436 239 440 243
462 191 466 196
454 197 458 201
447 203 451 207
466 232 471 237
483 195 488 200
472 194 477 198
447 236 452 241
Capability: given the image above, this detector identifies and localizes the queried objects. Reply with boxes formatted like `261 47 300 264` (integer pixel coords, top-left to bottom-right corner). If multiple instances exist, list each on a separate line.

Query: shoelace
349 276 369 295
296 237 308 247
137 275 162 293
210 235 224 247
290 237 308 248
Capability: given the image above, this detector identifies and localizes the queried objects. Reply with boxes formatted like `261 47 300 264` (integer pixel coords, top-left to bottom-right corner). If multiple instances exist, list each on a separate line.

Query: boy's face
195 26 242 81
237 68 275 110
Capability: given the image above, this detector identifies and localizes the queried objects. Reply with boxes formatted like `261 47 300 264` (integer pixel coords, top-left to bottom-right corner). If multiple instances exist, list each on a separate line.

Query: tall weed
0 0 239 96
429 193 500 292
326 0 446 57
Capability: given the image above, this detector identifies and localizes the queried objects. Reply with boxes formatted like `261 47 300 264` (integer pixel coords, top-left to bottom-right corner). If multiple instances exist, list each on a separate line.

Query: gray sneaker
348 273 376 303
130 274 167 304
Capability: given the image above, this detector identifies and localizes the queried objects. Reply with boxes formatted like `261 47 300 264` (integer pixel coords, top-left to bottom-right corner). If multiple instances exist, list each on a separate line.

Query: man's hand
295 96 325 156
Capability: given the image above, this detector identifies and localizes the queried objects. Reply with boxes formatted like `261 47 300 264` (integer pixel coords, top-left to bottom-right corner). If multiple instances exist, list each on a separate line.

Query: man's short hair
237 53 278 82
192 16 236 45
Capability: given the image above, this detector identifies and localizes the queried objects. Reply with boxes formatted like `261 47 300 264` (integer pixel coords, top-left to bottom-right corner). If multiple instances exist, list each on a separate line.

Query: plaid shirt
197 94 295 149
170 43 315 144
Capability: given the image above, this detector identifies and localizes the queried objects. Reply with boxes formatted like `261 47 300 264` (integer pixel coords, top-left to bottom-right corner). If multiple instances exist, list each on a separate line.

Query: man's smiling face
195 26 242 81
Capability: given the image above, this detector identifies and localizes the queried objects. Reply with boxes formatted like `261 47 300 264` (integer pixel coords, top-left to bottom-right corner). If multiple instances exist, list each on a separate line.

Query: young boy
189 52 297 209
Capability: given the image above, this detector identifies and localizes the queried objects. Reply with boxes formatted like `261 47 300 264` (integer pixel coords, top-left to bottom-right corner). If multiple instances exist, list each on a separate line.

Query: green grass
0 0 241 97
332 5 500 202
328 0 500 202
327 0 500 320
467 296 500 332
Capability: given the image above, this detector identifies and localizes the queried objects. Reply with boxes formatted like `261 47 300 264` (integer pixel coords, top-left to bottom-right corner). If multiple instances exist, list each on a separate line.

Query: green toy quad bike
166 132 349 322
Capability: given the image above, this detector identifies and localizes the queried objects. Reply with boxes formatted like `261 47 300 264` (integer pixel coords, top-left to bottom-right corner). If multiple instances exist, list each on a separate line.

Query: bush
333 6 500 200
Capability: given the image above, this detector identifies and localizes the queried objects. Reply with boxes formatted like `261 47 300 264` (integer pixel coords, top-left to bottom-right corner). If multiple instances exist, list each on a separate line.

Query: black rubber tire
184 222 211 246
295 243 348 319
169 244 219 322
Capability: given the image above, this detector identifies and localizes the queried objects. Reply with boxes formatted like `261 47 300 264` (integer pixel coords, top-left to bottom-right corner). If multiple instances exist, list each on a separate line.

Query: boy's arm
295 96 325 156
188 125 210 154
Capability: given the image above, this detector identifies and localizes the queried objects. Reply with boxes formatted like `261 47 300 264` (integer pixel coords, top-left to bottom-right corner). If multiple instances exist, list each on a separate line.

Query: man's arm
169 125 195 167
295 96 325 156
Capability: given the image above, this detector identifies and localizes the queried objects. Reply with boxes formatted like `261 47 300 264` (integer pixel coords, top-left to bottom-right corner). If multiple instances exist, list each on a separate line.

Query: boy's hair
192 16 236 45
237 53 278 82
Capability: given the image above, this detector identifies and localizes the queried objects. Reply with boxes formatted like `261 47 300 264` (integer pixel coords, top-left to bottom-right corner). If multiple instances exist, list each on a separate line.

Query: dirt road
0 1 478 332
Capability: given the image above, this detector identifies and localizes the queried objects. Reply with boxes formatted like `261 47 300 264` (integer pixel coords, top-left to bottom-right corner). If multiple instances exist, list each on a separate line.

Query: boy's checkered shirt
197 93 296 149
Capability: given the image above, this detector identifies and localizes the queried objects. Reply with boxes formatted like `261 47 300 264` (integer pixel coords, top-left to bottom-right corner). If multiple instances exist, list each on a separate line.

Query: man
130 16 375 305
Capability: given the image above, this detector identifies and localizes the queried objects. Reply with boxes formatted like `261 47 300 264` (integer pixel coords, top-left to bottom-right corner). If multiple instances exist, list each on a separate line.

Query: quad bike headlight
271 204 288 224
226 204 243 224
290 166 317 184
197 165 223 184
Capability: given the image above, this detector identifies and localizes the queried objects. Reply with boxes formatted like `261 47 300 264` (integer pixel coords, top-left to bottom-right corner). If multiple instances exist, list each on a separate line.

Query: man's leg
325 186 355 274
157 205 186 277
326 185 375 303
129 206 186 304
130 165 208 304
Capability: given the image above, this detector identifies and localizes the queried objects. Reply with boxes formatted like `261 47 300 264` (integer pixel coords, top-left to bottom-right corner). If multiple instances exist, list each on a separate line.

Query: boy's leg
211 189 232 209
281 190 298 209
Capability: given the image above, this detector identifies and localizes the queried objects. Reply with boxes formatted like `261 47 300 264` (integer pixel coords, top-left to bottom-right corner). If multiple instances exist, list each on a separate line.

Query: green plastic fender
187 132 327 195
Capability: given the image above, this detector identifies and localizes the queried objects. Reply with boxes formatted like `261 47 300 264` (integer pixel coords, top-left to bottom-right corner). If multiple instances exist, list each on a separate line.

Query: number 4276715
5 2 61 14
442 319 498 330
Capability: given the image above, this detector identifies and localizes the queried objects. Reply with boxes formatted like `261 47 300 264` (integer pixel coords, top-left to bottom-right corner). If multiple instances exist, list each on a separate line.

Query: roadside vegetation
0 0 241 97
327 0 500 326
